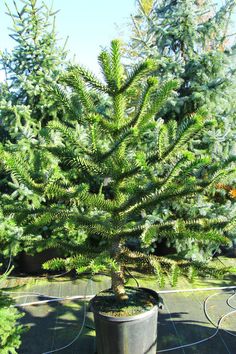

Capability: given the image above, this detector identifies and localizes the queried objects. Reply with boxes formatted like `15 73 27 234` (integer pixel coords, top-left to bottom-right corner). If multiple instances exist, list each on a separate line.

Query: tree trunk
111 269 128 301
110 237 128 301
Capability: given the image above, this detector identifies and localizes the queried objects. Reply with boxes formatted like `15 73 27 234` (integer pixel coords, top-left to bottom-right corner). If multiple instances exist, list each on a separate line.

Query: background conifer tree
2 40 236 297
127 0 236 158
0 0 68 141
0 0 71 258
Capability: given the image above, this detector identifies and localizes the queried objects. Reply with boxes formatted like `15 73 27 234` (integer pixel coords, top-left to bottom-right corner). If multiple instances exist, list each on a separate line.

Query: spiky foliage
0 269 24 353
3 40 235 298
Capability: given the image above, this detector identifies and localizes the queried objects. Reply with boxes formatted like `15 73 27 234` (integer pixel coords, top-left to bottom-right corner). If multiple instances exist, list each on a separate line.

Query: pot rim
90 286 159 322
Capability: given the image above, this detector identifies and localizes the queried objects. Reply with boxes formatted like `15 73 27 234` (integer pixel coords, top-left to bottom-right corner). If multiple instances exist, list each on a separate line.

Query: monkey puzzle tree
2 40 236 299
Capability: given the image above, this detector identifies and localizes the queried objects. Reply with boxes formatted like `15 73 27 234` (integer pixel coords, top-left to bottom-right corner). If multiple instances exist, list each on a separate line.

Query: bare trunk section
111 269 128 301
110 238 128 301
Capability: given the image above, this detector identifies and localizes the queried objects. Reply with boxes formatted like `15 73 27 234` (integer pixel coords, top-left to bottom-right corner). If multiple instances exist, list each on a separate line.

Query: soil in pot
92 287 158 317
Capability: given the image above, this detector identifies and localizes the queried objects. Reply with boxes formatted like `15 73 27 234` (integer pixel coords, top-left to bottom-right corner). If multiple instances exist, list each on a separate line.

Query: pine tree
127 0 236 158
0 0 68 141
2 40 235 299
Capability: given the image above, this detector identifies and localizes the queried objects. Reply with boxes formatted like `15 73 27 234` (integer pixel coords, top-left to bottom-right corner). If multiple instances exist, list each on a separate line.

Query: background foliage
0 0 70 257
124 0 236 258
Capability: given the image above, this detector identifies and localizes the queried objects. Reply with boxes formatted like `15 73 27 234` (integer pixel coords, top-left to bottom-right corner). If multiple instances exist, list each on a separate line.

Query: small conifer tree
0 269 24 353
2 41 236 299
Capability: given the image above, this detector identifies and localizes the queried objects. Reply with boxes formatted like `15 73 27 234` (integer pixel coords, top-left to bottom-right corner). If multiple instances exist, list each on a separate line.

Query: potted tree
2 40 235 354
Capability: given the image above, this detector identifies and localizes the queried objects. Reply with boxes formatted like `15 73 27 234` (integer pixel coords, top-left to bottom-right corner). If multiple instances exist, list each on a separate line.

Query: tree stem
111 269 128 301
110 238 128 301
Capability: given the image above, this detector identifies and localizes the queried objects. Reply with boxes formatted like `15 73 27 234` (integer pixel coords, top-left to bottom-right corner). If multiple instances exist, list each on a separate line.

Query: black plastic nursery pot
91 287 159 354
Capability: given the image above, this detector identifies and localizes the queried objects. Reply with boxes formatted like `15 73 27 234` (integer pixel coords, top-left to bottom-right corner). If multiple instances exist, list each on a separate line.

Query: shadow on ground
3 270 235 354
19 299 95 354
17 292 236 354
157 308 236 354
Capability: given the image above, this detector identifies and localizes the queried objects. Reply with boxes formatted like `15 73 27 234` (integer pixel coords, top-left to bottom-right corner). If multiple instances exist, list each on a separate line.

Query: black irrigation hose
124 266 140 288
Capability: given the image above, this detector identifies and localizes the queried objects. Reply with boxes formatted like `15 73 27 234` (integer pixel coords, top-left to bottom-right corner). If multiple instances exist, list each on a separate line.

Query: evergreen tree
2 41 235 298
127 0 236 158
0 0 68 141
0 0 70 258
